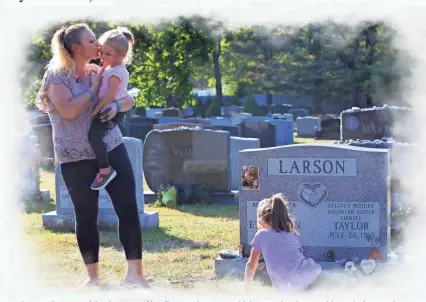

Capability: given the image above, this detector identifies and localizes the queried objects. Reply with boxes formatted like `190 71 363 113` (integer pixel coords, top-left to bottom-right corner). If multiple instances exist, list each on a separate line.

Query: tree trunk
266 93 273 107
166 94 177 108
350 86 360 108
213 40 223 104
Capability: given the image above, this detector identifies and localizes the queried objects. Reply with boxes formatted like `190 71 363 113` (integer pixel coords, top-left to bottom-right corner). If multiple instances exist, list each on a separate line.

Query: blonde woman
35 23 149 288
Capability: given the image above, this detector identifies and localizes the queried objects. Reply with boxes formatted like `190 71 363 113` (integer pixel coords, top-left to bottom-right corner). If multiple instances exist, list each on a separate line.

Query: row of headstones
46 128 256 230
124 112 339 144
144 105 309 119
122 115 296 149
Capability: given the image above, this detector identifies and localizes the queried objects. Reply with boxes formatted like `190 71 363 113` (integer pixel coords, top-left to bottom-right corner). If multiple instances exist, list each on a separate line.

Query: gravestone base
40 189 50 201
215 257 396 279
144 190 239 205
214 257 270 281
42 211 159 231
214 257 247 278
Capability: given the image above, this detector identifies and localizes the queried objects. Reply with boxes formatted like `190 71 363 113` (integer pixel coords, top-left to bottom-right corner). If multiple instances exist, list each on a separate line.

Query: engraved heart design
344 261 356 272
360 259 376 275
297 183 328 208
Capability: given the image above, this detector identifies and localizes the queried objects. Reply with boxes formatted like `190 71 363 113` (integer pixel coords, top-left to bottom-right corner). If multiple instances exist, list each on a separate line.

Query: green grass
24 136 334 290
294 136 334 144
25 170 241 289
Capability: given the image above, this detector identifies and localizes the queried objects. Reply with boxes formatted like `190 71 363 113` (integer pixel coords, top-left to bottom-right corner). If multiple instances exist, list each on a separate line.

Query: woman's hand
99 102 118 123
89 65 106 92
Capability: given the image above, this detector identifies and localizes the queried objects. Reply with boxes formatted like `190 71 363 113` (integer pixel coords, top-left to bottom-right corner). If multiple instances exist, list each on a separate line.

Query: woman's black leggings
60 143 142 265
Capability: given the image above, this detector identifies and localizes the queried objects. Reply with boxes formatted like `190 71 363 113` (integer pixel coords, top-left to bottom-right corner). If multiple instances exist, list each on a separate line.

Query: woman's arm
46 66 105 120
98 92 136 122
47 83 96 120
116 93 136 113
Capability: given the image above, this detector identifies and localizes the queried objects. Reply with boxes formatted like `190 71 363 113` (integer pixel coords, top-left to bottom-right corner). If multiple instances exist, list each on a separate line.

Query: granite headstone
203 125 241 137
43 137 159 229
163 107 180 117
127 117 157 142
239 144 391 262
296 117 321 138
270 104 292 114
289 108 309 119
241 121 276 148
153 122 200 130
230 137 260 190
31 123 54 159
143 127 231 192
315 115 341 140
340 105 413 142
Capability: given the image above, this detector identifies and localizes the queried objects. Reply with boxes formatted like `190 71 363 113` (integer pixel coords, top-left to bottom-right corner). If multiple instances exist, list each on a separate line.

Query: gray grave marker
230 137 260 190
43 137 159 229
239 144 390 262
143 127 231 192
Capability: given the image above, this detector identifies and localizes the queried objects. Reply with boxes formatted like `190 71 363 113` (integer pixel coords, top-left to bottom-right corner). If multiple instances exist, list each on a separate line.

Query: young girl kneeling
244 193 322 292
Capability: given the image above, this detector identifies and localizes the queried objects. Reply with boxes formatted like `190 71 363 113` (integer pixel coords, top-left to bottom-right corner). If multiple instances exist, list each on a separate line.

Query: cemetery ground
22 136 403 292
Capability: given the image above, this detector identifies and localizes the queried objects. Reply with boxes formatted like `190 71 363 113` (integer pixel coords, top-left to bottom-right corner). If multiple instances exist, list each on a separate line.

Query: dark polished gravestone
143 127 232 193
336 139 417 232
182 118 211 125
240 121 276 148
31 123 54 159
239 144 391 262
315 114 341 140
221 105 244 118
153 122 200 130
127 116 158 142
203 125 241 137
162 107 180 117
270 104 292 114
340 105 414 142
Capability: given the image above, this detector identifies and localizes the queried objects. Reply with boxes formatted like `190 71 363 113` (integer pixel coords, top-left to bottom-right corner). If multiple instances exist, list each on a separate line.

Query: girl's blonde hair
257 193 294 232
98 27 135 64
46 23 90 75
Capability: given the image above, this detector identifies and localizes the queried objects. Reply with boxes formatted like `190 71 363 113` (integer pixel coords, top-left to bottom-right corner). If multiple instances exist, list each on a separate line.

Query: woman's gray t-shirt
35 65 123 164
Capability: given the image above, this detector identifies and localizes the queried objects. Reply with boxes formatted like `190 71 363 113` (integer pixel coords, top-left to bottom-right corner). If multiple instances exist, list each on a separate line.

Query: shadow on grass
42 219 214 253
175 204 239 220
99 226 214 253
23 198 55 214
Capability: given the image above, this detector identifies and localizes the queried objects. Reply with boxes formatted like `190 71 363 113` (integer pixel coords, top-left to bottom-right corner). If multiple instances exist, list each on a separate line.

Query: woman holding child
35 22 148 288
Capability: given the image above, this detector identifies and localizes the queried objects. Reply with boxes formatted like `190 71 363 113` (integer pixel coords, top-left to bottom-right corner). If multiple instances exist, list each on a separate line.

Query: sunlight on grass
25 135 332 289
25 170 240 289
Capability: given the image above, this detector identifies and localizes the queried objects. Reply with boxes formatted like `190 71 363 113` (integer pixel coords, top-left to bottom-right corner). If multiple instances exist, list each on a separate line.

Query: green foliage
228 95 241 106
179 183 211 204
130 17 214 108
23 18 410 111
134 106 146 116
243 94 262 116
23 77 42 108
154 186 177 208
205 98 222 117
193 98 207 117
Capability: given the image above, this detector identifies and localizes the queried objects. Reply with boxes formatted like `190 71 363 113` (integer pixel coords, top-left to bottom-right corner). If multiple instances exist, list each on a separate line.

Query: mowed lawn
23 136 333 290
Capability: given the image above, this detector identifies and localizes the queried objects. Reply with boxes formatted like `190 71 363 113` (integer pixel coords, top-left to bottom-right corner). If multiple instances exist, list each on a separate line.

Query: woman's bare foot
122 276 151 288
123 259 150 288
78 278 103 288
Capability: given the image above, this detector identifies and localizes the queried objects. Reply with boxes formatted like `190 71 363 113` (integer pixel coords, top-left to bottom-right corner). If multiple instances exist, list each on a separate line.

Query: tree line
22 16 411 114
